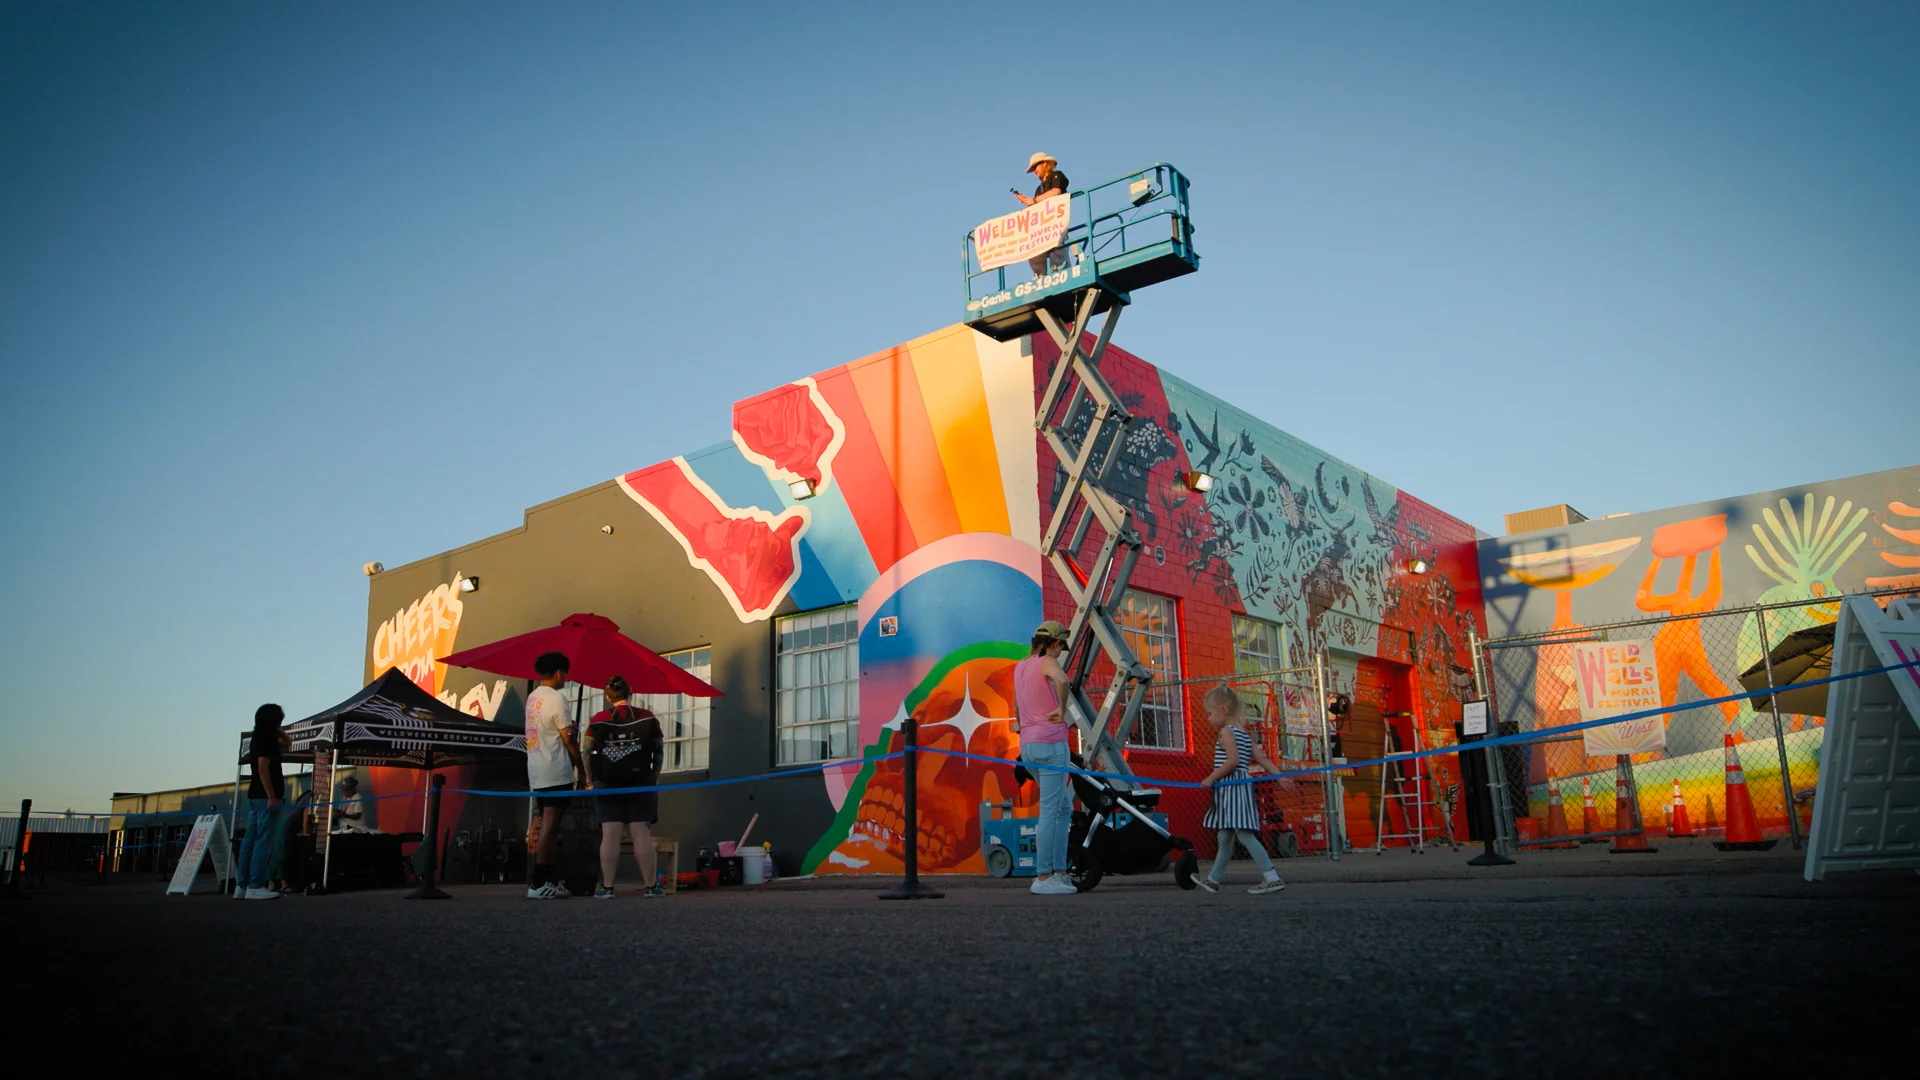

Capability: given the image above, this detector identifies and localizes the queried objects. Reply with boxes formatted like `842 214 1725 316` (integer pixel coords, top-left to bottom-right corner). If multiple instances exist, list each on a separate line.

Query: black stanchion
406 776 451 900
4 798 30 901
879 717 944 901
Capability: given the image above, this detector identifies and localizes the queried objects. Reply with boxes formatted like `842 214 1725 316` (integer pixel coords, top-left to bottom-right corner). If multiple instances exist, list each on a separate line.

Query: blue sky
2 3 1915 809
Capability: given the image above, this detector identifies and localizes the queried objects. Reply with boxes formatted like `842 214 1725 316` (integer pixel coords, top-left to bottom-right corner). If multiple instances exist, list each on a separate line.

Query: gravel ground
10 855 1914 1077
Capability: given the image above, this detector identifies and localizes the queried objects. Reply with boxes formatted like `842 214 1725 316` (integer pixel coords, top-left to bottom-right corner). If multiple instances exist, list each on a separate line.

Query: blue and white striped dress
1203 726 1262 831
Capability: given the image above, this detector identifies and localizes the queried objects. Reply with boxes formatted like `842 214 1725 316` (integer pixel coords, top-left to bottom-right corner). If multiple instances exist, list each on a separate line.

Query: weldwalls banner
973 193 1070 272
1575 639 1667 755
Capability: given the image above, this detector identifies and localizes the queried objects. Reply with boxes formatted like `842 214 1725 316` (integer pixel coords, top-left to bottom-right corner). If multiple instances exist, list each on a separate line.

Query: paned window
1233 615 1307 759
1116 591 1183 750
776 605 860 764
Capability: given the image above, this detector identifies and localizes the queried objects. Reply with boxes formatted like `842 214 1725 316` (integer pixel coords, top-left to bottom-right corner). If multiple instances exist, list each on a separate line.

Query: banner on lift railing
1574 639 1667 755
973 193 1071 273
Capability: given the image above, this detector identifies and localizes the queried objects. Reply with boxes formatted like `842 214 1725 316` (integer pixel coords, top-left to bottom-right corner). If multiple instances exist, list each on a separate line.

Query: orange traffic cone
1714 734 1779 851
1666 781 1695 837
1610 760 1656 854
1701 795 1720 835
1542 781 1577 849
1579 776 1603 842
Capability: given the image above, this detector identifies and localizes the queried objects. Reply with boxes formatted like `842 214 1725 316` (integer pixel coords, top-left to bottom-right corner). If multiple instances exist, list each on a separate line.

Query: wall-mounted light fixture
600 525 614 535
363 562 384 576
1182 471 1215 494
788 478 818 500
457 576 480 593
1406 558 1431 575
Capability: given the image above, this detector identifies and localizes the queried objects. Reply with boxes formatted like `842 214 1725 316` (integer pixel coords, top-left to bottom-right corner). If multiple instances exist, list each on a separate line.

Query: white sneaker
1247 877 1286 895
526 883 563 899
1195 876 1220 893
549 881 573 899
245 887 280 900
1030 875 1079 896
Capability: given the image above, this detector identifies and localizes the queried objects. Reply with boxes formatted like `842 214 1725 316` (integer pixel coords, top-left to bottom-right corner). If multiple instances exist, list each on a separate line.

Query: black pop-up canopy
241 668 525 769
234 669 525 893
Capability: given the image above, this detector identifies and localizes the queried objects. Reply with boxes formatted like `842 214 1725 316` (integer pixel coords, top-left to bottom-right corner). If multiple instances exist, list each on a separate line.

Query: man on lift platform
1013 152 1069 275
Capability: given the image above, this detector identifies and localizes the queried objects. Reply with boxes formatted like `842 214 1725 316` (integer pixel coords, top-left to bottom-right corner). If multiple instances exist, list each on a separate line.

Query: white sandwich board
1804 597 1920 881
166 814 234 896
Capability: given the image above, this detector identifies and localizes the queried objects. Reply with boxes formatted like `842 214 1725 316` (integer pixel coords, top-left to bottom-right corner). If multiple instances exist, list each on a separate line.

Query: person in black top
237 703 289 900
585 675 666 898
1015 152 1070 276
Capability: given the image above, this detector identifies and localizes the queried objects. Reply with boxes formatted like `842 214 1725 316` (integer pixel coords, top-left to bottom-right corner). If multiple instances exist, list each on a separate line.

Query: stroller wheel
1173 850 1199 890
1069 849 1103 893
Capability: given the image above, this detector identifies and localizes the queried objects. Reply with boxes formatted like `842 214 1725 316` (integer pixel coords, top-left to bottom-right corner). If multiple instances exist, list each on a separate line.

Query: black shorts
594 794 658 826
533 784 576 811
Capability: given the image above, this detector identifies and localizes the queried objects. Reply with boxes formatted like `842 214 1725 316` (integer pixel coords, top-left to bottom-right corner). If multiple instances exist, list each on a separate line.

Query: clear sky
2 3 1915 810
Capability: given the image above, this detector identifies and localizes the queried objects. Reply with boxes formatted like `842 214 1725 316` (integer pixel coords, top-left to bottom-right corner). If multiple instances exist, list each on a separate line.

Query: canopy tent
1738 622 1836 718
234 668 524 892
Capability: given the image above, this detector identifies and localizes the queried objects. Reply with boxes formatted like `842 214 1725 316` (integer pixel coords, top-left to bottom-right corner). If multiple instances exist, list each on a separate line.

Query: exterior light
458 576 479 593
1407 558 1431 575
1182 471 1215 493
363 562 384 576
789 478 818 500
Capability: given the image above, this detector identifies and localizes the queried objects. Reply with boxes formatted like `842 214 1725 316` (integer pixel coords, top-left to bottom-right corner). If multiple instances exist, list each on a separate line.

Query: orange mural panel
848 348 965 547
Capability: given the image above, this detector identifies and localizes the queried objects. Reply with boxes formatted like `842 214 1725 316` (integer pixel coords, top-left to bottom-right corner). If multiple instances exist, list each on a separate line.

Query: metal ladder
1030 289 1154 783
1371 717 1459 854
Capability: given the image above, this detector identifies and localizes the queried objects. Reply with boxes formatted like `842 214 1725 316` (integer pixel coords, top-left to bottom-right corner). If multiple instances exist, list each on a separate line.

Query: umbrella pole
1755 607 1802 850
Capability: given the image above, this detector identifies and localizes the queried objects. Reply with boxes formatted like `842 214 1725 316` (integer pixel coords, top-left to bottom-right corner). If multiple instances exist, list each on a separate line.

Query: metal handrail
962 162 1193 303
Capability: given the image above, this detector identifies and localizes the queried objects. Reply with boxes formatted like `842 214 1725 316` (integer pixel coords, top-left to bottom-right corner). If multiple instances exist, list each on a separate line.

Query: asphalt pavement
9 851 1914 1077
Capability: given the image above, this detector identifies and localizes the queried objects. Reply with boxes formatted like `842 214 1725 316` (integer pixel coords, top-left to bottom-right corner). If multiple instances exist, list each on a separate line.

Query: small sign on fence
1574 639 1668 755
166 814 233 896
1461 700 1488 737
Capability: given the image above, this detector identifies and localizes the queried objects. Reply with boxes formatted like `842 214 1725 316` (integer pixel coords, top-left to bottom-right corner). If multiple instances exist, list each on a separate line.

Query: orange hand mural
1867 488 1920 590
1636 515 1741 733
619 457 809 621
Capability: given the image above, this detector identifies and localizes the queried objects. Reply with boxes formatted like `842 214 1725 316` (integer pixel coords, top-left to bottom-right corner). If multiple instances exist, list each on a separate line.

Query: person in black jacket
585 675 665 899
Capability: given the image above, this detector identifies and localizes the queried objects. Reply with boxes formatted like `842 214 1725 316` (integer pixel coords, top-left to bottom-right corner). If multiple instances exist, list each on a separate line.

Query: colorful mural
1478 465 1920 834
598 322 1488 868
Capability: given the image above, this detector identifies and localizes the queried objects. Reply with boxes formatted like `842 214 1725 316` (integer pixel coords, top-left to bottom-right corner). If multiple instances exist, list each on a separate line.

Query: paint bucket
742 849 768 885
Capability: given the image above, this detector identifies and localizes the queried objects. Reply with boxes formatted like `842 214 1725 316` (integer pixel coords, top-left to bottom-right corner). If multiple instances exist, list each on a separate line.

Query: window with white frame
561 645 713 773
776 605 860 765
1233 615 1305 759
1116 591 1183 750
644 647 713 772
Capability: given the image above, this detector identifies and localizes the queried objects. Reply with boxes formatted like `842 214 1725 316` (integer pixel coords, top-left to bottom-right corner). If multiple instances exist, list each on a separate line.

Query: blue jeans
239 805 281 889
1021 741 1072 876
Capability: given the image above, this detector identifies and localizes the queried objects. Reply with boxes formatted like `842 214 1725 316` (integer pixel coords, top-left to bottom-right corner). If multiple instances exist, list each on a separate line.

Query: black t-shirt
247 727 286 800
1032 169 1068 200
587 705 665 788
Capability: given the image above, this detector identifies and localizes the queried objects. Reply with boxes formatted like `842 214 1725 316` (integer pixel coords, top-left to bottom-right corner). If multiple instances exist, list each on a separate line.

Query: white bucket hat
1027 152 1057 173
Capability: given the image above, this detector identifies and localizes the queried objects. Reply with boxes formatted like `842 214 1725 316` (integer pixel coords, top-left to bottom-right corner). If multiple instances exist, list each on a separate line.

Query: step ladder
1372 719 1459 854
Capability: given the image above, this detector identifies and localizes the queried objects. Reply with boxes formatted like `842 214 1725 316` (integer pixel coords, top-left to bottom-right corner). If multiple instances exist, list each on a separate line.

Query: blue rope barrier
446 751 906 799
918 655 1920 790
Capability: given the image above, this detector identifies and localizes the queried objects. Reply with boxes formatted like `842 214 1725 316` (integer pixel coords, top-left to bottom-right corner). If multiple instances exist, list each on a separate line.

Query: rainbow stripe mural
617 325 1045 865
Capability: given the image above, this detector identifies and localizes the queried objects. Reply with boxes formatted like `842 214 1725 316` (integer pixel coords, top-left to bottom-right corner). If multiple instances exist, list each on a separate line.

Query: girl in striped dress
1197 684 1286 895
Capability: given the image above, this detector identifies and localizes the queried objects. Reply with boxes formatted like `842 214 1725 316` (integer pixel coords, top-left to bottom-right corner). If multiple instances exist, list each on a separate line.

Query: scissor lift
964 165 1201 890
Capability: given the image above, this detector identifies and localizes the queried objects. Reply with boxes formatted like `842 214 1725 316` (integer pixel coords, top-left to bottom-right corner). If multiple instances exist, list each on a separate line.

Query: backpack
589 706 662 788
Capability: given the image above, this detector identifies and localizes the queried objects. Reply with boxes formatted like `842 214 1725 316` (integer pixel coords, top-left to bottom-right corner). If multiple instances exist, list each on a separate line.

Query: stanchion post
879 717 943 900
1755 606 1804 850
5 799 30 900
405 775 451 900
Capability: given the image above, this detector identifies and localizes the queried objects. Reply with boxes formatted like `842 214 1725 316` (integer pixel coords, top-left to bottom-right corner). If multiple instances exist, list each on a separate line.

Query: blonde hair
1202 683 1243 723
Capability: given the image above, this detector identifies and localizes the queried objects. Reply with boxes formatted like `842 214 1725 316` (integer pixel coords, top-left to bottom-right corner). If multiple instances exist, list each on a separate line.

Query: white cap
1027 152 1057 172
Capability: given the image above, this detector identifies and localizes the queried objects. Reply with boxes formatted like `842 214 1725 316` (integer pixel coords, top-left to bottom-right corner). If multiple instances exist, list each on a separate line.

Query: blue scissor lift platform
963 163 1203 891
962 163 1198 341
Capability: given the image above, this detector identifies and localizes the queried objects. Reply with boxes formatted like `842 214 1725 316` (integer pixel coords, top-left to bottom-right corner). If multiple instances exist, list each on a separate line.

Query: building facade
363 323 1487 873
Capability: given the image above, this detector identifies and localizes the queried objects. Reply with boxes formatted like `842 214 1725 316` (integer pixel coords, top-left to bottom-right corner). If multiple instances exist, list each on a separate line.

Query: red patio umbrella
438 613 722 697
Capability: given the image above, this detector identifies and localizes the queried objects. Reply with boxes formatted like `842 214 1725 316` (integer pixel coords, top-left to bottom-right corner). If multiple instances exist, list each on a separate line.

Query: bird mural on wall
1259 455 1312 540
1362 479 1401 547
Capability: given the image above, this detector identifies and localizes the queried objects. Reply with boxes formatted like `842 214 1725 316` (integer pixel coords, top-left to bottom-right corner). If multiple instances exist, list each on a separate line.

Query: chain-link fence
1474 588 1914 854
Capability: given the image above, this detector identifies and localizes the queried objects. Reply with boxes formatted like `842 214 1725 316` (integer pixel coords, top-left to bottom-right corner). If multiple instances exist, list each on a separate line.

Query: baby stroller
1019 754 1199 891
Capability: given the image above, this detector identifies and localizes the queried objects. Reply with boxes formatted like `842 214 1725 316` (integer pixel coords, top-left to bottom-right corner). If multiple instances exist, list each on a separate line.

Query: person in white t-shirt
524 650 583 898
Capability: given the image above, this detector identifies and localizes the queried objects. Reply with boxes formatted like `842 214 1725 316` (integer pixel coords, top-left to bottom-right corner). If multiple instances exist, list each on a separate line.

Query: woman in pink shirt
1014 619 1077 895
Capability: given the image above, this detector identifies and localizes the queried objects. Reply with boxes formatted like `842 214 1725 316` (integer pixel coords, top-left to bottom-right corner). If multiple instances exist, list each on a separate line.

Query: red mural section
619 459 807 620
